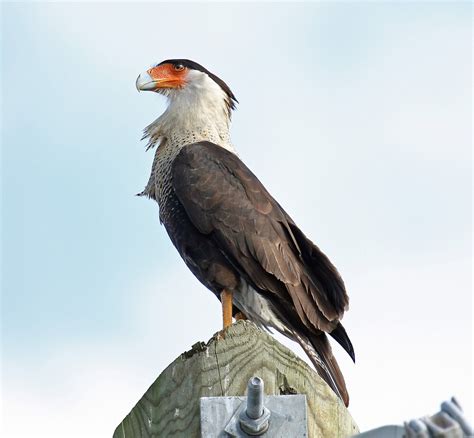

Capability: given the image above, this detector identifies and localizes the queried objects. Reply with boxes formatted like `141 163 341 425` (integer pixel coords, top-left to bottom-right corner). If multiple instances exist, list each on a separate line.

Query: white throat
142 70 236 153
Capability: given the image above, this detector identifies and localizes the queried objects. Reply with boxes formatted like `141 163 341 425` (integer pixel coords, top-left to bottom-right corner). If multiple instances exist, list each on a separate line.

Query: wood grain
113 321 358 437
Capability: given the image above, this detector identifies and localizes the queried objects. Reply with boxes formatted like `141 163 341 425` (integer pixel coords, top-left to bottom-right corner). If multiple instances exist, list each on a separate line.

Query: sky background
1 2 472 437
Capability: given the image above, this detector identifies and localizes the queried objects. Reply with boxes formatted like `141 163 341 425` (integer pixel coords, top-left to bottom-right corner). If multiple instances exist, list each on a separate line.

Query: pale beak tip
136 71 157 92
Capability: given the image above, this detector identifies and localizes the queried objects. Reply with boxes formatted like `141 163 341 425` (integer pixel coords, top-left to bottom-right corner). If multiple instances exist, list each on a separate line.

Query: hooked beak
136 71 157 92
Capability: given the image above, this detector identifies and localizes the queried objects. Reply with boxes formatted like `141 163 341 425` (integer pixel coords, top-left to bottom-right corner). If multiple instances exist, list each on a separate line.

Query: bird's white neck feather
143 70 235 153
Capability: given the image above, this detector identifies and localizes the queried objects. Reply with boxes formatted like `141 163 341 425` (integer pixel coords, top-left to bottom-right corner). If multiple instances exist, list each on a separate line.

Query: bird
136 59 354 406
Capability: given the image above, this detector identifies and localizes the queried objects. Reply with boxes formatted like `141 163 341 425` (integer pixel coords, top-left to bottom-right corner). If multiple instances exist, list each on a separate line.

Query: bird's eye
174 64 185 71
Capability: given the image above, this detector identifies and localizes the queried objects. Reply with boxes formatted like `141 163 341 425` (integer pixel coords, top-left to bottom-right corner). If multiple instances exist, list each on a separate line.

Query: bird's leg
221 289 233 329
235 312 247 321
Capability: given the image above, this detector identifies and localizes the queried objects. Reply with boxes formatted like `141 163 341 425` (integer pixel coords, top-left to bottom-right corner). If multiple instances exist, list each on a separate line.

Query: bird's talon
235 312 247 321
216 328 228 340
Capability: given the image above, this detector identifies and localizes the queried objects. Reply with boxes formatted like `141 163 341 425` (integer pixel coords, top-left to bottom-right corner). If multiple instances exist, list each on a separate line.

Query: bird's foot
216 328 229 341
235 312 247 321
216 313 247 340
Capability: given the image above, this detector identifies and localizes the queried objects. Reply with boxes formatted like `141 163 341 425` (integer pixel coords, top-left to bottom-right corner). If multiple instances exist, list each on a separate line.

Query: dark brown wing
172 142 348 324
171 142 353 403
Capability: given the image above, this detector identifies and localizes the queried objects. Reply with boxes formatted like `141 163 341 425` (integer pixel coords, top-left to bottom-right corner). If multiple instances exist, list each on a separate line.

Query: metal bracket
200 377 308 437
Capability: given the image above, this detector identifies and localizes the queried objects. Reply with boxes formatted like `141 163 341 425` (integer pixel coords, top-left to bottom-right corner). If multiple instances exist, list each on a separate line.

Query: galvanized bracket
200 377 308 437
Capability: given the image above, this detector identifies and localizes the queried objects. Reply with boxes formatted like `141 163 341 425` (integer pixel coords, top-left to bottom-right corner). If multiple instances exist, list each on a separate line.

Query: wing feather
171 142 347 331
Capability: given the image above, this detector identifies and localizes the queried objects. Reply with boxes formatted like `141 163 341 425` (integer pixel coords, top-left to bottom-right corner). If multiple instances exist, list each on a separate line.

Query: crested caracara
136 59 354 406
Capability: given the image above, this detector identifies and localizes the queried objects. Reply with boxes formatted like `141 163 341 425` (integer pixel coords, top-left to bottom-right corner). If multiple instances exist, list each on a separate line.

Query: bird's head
136 59 237 117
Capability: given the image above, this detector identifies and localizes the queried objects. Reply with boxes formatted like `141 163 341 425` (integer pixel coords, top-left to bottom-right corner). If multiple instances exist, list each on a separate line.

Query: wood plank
113 320 359 437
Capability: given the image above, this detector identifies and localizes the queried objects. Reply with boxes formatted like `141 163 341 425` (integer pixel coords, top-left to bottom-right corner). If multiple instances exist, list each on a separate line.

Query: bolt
240 377 271 436
246 377 264 419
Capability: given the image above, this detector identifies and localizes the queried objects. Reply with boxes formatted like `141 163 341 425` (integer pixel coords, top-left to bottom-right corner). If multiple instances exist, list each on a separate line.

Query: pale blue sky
1 2 472 437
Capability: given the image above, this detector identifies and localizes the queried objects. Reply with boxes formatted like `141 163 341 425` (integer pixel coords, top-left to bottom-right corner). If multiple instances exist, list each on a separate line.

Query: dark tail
294 331 350 407
330 322 355 363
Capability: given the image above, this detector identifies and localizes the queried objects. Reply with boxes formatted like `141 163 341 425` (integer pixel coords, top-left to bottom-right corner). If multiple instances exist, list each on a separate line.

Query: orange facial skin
147 63 188 89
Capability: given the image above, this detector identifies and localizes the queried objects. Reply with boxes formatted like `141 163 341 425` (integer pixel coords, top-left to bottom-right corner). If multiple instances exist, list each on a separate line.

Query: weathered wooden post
113 320 359 437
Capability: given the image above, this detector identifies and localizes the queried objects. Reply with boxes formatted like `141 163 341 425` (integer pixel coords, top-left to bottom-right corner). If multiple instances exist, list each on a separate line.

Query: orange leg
235 312 247 321
221 289 233 329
